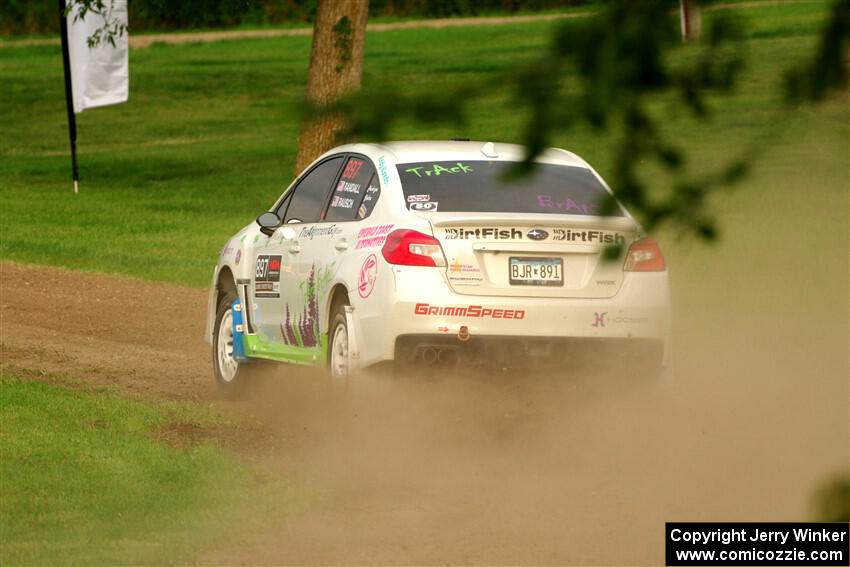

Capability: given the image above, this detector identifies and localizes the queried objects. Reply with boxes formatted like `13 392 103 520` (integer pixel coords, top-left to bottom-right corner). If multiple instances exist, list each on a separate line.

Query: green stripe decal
243 333 328 366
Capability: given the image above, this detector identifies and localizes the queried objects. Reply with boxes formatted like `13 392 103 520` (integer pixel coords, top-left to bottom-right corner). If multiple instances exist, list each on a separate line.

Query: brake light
381 229 447 267
624 237 666 271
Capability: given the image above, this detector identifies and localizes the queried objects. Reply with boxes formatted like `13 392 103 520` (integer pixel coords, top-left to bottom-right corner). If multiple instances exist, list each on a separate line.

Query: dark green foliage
1 0 583 34
813 472 850 522
321 0 848 241
333 15 354 73
0 0 58 35
785 0 850 102
63 0 129 47
370 0 580 18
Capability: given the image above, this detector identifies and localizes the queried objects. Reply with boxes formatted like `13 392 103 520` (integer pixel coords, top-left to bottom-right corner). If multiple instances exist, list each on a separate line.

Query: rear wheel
328 305 350 385
213 290 250 396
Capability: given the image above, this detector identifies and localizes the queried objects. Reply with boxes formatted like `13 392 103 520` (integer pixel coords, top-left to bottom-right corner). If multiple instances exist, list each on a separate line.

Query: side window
283 156 344 224
324 156 376 222
274 191 293 219
358 174 380 220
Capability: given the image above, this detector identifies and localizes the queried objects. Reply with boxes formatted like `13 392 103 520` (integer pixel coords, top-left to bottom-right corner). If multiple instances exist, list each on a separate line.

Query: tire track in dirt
1 261 212 401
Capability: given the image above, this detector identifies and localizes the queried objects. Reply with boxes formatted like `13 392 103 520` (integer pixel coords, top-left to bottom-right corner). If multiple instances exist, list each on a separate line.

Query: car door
251 155 345 348
286 155 380 345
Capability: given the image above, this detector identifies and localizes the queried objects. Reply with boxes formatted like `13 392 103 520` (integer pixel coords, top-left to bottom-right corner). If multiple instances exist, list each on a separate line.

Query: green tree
295 0 370 173
317 0 849 243
70 0 848 239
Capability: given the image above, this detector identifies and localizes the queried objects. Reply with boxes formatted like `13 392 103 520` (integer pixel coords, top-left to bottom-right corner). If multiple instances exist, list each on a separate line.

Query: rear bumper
395 334 665 370
357 266 672 367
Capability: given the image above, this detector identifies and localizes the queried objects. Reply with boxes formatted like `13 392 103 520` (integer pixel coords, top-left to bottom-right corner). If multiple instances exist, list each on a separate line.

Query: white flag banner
66 0 129 113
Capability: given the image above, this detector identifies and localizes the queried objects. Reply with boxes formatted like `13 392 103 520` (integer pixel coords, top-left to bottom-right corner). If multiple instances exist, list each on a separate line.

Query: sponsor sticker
299 225 343 239
255 255 282 298
552 229 626 244
358 254 378 298
410 201 438 212
378 156 391 184
355 224 394 249
442 227 627 244
444 228 523 240
592 312 648 327
413 303 525 320
449 259 482 274
447 259 483 285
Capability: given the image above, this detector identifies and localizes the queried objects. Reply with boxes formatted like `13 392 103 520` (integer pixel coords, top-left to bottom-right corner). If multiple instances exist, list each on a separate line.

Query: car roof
326 140 589 169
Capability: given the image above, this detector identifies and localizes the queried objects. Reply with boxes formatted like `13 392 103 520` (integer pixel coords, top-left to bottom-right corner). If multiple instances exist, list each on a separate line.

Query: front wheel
212 291 250 397
327 305 351 385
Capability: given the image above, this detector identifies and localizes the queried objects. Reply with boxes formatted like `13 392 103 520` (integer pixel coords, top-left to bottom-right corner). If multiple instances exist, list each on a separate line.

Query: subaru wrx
205 141 671 393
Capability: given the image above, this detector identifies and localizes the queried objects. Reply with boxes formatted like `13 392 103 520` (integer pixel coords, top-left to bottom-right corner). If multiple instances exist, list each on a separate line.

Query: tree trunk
294 0 369 174
680 0 701 42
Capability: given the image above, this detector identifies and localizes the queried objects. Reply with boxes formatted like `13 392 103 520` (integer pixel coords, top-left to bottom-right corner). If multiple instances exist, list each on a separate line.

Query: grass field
0 1 846 287
0 370 303 565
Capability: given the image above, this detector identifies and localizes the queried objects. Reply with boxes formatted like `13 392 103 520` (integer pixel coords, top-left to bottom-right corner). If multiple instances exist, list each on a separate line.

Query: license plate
509 257 563 286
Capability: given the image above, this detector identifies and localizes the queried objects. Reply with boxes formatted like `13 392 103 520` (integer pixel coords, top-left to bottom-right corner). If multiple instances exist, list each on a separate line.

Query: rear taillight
624 237 666 271
381 229 447 267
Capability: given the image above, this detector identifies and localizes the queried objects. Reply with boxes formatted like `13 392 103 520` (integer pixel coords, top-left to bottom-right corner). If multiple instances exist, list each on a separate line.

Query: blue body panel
231 299 248 361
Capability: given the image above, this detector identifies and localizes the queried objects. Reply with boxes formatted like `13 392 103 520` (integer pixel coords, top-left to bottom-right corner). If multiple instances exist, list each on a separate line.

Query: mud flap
231 299 248 362
344 305 362 373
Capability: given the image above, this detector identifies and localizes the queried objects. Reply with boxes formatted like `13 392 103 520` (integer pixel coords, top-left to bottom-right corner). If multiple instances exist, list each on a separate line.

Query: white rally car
205 141 671 393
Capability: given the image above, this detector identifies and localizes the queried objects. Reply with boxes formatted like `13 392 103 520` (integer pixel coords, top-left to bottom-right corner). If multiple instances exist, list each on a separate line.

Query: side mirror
256 212 281 237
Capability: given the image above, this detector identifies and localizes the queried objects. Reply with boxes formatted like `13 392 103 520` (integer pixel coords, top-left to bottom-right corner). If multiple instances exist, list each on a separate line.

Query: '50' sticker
410 201 438 212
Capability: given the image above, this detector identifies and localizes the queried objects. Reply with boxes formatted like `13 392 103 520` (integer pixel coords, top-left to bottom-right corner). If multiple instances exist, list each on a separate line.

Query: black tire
212 290 251 397
327 304 350 384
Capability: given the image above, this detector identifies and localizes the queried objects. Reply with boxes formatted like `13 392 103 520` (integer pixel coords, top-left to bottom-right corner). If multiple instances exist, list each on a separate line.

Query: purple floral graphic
280 265 322 348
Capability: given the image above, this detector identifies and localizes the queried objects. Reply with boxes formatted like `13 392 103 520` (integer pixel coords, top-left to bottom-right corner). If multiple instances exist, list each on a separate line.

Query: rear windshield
397 160 622 216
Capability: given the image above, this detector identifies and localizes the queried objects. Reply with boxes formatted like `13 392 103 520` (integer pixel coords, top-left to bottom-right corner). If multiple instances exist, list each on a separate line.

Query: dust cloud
215 268 848 566
3 232 846 565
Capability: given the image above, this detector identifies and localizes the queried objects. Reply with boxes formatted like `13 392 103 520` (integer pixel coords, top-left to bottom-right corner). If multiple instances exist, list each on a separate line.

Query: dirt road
1 259 847 564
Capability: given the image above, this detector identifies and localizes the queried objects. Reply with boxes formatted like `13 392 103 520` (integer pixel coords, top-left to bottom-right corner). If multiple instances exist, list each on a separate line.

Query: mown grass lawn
0 371 303 565
0 1 846 287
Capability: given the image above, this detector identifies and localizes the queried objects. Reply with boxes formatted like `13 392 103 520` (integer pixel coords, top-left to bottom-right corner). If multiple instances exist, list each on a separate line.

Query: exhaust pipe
437 348 457 365
417 346 459 366
421 347 438 364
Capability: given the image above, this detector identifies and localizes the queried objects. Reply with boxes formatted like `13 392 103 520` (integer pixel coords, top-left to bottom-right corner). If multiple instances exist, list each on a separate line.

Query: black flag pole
58 0 79 194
